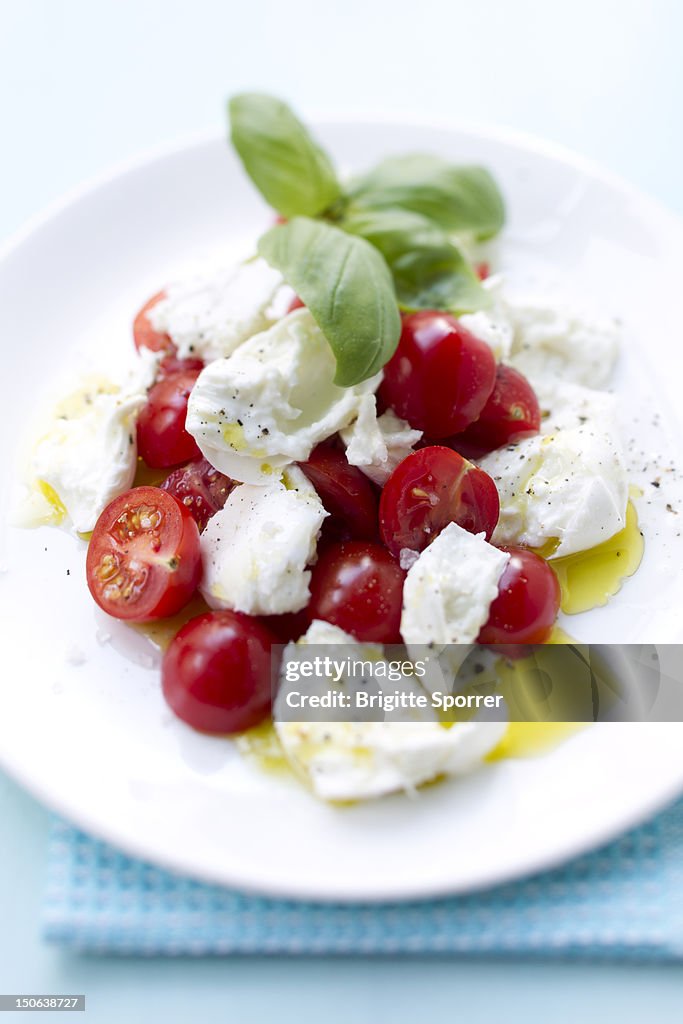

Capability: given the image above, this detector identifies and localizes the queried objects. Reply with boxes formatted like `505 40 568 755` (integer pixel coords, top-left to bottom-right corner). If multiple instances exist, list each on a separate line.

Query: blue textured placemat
43 798 683 958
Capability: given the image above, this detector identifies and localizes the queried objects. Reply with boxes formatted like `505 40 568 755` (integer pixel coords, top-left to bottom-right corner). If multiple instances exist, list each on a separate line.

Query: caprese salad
20 94 640 801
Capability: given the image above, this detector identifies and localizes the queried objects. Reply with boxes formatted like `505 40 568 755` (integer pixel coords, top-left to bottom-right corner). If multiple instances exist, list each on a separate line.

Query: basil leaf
342 208 488 314
258 217 401 387
229 93 342 219
349 154 505 239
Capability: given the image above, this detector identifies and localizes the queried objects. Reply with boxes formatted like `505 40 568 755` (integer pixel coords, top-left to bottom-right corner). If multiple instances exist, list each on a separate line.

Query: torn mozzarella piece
504 292 619 389
340 396 422 485
27 350 158 533
148 258 287 362
459 274 514 361
479 422 628 558
274 620 505 801
276 718 506 801
400 523 510 646
199 467 327 615
187 309 382 484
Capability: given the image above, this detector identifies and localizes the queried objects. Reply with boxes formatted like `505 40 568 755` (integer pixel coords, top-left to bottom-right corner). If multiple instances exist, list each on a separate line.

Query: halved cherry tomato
378 311 496 438
136 369 202 468
86 486 201 621
133 291 174 355
161 457 234 531
478 546 560 646
299 443 379 543
162 611 275 733
451 365 541 459
379 446 499 557
306 541 405 643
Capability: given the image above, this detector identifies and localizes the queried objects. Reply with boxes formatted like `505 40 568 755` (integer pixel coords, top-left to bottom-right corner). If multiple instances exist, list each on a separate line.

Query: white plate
1 120 683 902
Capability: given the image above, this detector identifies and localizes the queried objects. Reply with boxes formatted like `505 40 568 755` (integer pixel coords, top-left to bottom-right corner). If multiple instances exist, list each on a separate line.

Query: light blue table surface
2 1 683 1020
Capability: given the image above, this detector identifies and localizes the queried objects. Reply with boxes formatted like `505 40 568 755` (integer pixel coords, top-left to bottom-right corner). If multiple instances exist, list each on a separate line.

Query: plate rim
2 116 683 902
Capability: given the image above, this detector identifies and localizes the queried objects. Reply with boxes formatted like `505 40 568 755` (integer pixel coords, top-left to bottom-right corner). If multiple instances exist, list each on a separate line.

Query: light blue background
2 0 683 1020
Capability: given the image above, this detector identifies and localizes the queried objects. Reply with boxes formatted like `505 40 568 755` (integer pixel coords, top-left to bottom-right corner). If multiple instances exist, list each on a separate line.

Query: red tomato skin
379 446 499 557
161 458 234 531
136 369 202 468
158 354 204 378
306 541 405 643
378 311 496 438
451 365 541 459
86 487 202 622
287 295 305 313
162 611 275 734
477 546 561 646
133 291 174 355
299 443 379 543
259 608 311 644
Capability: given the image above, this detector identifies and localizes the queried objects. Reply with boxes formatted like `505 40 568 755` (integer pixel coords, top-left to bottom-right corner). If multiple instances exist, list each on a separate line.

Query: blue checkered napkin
43 797 683 958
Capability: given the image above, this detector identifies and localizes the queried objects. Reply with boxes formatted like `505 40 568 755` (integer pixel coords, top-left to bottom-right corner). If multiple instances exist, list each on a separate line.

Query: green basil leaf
342 208 488 314
349 154 505 239
229 93 342 219
258 217 401 387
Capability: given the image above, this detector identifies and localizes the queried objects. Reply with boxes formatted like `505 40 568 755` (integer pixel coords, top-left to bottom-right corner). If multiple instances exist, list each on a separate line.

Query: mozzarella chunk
28 351 158 533
199 467 327 615
187 309 382 484
400 523 510 646
148 259 287 361
340 396 422 485
459 275 514 361
504 292 619 388
479 422 628 558
274 620 505 801
536 380 618 434
276 718 506 801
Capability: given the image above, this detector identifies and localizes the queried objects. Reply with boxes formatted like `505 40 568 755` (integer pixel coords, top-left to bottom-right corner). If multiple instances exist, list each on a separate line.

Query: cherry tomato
306 541 405 643
299 443 379 542
451 365 541 458
162 611 275 733
259 608 311 644
477 546 560 646
378 311 496 438
133 291 174 355
161 457 234 531
158 354 204 378
476 262 490 281
86 486 201 622
379 446 499 557
136 369 202 468
287 295 305 313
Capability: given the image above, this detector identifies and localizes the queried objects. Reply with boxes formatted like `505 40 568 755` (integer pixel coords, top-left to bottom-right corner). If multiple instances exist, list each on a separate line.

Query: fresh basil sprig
348 154 505 240
228 93 506 385
341 208 488 314
258 218 401 387
229 93 342 219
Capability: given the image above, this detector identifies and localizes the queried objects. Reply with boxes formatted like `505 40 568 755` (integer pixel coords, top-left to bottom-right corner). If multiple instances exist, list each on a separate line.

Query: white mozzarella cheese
459 274 514 361
148 258 287 362
199 467 327 615
187 308 382 484
479 420 628 558
400 523 510 646
27 350 158 533
275 718 506 801
274 620 506 801
340 396 422 485
504 291 619 389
